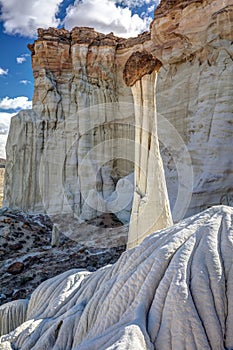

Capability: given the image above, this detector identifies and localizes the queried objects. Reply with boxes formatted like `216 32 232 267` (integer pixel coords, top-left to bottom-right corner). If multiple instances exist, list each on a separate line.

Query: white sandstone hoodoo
123 52 172 248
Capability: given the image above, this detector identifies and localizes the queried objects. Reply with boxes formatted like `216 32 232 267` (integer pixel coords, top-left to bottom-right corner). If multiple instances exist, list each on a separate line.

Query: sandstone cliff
1 205 233 349
153 0 233 218
4 28 136 220
3 0 233 241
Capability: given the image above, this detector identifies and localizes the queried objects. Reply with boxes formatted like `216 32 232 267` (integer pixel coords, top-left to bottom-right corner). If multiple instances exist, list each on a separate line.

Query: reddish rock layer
123 51 162 86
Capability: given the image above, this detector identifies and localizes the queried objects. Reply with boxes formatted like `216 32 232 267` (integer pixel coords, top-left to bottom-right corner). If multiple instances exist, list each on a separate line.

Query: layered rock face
153 0 233 217
4 28 136 222
4 0 233 231
1 205 233 349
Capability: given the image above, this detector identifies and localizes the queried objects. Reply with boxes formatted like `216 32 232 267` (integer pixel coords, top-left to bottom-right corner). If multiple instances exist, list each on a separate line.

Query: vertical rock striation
4 28 136 221
123 52 172 248
0 299 28 336
152 0 233 218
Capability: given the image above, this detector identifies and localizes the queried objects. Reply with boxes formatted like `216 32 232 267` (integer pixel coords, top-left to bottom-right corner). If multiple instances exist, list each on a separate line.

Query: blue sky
0 0 159 145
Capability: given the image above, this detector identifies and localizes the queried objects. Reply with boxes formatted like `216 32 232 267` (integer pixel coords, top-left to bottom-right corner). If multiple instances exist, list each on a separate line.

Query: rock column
124 52 172 248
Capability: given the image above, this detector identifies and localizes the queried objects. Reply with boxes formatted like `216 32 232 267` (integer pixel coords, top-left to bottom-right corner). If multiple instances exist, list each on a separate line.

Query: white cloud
0 0 160 38
16 53 30 64
0 113 16 158
20 80 31 85
116 0 155 8
64 0 152 38
16 57 26 64
0 0 63 37
0 112 15 126
0 112 15 135
0 96 32 110
0 67 8 76
147 4 155 13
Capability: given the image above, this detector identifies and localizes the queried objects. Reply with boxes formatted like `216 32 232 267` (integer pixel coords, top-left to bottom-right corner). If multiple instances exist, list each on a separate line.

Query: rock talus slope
1 205 233 349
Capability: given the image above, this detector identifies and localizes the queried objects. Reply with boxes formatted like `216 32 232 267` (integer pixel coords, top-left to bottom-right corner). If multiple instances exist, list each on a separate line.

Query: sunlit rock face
1 205 233 349
4 0 233 226
123 52 172 248
4 28 137 221
0 299 28 337
153 0 233 218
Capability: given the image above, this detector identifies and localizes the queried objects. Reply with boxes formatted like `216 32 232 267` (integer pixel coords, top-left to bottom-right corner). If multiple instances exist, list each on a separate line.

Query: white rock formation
3 28 135 223
127 70 172 248
0 300 28 337
107 172 134 224
153 0 233 218
51 224 60 247
1 205 233 349
4 0 233 229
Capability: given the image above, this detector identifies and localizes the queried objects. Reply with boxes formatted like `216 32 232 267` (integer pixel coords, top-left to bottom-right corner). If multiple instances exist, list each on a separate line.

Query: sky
0 0 160 155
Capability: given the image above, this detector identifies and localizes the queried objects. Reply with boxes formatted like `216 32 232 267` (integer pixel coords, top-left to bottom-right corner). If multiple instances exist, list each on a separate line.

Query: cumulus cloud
16 57 26 64
16 53 31 64
0 96 32 110
64 0 152 38
147 5 156 13
116 0 157 8
16 53 30 64
19 80 31 85
0 112 15 131
0 0 63 37
0 0 160 38
0 67 8 76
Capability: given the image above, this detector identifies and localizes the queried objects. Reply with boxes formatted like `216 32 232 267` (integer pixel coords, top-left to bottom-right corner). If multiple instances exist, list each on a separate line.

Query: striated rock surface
1 205 233 348
4 28 136 221
3 0 233 237
152 0 233 218
0 299 28 337
126 69 172 248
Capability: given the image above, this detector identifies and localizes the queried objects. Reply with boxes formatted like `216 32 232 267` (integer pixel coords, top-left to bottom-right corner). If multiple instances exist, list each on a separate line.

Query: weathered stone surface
127 71 173 248
0 299 28 337
4 27 136 226
153 0 233 218
123 51 162 86
1 205 233 348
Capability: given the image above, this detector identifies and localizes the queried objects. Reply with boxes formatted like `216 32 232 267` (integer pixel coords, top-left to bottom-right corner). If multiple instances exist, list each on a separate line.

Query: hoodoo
124 52 172 248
